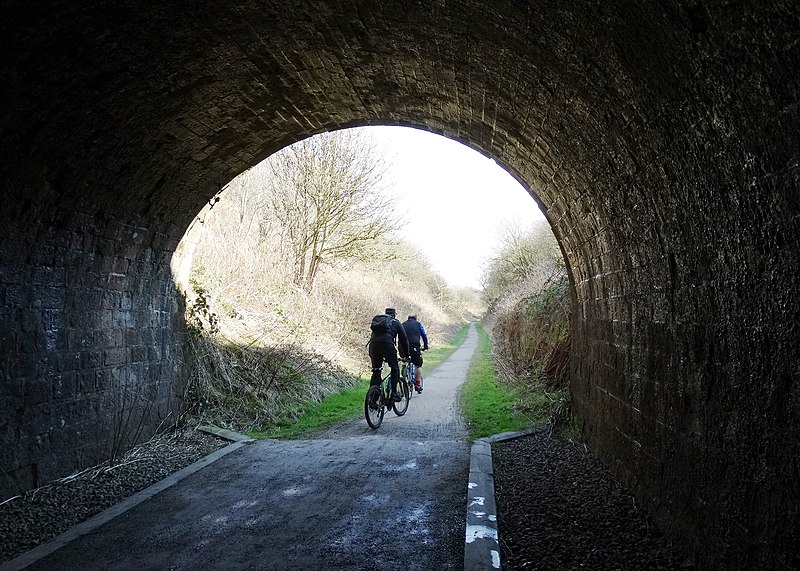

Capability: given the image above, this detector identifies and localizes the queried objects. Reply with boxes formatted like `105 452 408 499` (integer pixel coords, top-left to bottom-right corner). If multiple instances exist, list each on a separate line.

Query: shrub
481 222 572 426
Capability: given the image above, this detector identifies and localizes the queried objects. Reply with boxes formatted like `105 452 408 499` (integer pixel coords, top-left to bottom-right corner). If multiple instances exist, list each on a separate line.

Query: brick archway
1 2 798 567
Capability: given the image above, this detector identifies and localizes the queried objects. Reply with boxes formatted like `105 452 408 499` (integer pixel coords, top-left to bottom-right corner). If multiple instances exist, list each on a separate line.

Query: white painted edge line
465 437 501 571
464 428 539 571
0 439 250 571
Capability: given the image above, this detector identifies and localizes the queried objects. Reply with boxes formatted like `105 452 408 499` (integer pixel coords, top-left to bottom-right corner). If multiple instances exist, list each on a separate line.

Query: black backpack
370 314 392 334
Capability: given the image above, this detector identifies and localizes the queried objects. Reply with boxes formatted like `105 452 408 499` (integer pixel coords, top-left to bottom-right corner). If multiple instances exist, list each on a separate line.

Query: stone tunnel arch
1 2 797 569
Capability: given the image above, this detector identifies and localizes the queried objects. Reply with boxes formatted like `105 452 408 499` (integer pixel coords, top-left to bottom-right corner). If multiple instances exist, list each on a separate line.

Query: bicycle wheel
392 372 411 416
402 363 413 401
365 384 385 429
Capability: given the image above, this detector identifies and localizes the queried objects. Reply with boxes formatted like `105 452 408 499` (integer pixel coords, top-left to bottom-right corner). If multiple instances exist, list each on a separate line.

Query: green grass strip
247 378 370 439
459 323 544 442
247 322 472 439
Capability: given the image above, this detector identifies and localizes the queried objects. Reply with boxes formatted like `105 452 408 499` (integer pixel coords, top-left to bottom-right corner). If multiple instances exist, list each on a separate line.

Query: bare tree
426 272 454 310
481 222 562 311
227 168 271 236
264 130 399 291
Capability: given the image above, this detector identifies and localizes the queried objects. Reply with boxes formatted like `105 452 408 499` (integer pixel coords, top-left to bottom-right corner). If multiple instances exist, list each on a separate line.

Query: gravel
493 428 695 570
0 429 228 564
2 426 694 570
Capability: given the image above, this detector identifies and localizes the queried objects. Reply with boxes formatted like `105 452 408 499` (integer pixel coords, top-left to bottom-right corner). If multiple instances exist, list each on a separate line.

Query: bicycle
364 361 411 429
402 348 427 395
400 358 420 397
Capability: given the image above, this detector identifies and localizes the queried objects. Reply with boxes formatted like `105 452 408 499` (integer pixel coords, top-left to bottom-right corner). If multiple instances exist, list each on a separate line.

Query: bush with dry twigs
482 222 571 425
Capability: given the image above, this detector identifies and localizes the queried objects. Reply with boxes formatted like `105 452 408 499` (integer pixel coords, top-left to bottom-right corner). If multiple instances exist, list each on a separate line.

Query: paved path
23 325 480 571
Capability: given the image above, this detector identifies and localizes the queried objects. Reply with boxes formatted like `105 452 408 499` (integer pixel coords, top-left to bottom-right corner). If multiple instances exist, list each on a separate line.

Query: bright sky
364 125 547 290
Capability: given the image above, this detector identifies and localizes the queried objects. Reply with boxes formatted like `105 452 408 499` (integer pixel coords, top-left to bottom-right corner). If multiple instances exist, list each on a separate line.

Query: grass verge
459 323 551 442
246 323 472 439
246 379 370 439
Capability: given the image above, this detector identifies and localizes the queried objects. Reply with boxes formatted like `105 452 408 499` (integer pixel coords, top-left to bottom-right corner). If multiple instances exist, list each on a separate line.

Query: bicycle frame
365 360 411 429
401 358 422 394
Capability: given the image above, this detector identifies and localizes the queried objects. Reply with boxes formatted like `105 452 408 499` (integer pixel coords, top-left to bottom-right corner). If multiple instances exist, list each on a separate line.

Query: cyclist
368 307 410 402
402 313 429 393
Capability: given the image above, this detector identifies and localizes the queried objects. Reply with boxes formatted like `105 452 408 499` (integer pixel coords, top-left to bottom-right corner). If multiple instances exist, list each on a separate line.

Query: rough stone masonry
0 2 797 569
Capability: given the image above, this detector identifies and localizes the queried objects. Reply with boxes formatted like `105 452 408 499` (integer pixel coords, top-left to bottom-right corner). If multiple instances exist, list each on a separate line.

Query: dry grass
491 267 571 384
185 332 357 431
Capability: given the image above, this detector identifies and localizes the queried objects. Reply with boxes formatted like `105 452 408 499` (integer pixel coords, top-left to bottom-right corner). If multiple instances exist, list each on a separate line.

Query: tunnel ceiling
6 1 791 238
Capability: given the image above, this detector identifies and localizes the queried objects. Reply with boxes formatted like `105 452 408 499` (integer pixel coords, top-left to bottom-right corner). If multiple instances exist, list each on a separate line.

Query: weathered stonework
0 1 797 568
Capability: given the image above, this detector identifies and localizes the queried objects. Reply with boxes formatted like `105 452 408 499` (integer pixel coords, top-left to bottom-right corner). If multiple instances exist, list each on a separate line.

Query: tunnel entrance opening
1 3 798 568
172 125 564 438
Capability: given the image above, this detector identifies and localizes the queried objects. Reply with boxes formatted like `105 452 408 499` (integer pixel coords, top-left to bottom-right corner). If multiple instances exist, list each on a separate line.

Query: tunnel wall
553 7 800 568
0 205 187 493
0 1 798 569
566 96 800 568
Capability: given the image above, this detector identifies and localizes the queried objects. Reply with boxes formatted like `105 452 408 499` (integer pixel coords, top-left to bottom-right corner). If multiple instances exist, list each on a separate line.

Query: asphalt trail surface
26 326 479 571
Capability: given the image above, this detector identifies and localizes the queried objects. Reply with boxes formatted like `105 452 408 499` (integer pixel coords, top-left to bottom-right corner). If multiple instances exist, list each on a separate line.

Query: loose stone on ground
0 429 228 564
492 428 693 570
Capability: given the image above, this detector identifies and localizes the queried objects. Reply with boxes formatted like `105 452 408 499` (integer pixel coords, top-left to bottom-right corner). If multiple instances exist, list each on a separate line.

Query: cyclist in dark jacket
402 314 429 392
368 307 410 402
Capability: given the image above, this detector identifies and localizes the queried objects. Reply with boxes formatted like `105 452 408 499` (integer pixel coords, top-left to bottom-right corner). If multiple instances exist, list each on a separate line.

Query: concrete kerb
0 427 254 571
464 428 539 571
197 424 255 443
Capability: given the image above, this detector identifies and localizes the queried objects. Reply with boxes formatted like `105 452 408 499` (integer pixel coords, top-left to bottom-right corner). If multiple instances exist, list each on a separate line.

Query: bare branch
260 130 398 290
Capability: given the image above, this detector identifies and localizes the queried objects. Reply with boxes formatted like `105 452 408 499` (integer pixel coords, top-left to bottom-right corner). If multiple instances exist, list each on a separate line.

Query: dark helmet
385 307 396 317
